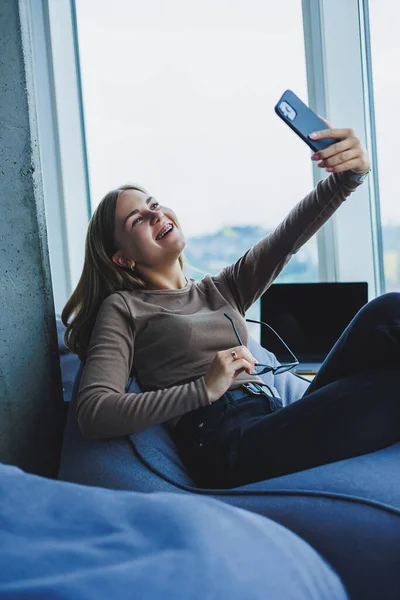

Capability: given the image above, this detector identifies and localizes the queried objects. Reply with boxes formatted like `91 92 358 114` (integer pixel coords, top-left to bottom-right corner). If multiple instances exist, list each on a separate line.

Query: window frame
28 0 91 314
302 0 384 299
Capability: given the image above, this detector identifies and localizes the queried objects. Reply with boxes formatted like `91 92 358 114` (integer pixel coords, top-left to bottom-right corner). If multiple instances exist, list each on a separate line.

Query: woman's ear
112 254 133 269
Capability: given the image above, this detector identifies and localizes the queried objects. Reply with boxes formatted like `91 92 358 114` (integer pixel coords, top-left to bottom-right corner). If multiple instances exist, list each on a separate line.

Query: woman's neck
139 265 187 291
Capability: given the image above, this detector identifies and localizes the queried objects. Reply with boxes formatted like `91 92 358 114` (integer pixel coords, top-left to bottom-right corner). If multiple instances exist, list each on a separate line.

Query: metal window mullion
302 0 382 299
321 0 378 298
45 0 91 300
27 0 71 313
358 0 385 295
301 0 338 283
25 0 91 313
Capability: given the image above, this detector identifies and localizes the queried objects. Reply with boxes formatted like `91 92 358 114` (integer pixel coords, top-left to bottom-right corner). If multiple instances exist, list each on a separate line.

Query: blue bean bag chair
0 462 349 600
57 319 400 600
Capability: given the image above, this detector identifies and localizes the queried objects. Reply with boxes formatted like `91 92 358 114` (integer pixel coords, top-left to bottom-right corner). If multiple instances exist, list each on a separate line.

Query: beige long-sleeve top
77 171 363 440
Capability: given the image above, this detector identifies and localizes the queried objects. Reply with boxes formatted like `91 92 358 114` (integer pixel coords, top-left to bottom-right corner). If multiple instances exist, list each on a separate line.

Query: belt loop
242 383 262 395
242 382 281 400
224 390 233 406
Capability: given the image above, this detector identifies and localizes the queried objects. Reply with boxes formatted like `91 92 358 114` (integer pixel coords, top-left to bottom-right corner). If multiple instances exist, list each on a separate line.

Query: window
369 0 400 293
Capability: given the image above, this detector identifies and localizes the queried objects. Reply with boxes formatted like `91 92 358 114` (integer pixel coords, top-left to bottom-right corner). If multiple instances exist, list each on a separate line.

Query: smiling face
112 188 186 273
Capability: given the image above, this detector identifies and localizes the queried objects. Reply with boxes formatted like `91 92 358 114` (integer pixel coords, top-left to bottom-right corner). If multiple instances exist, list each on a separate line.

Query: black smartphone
275 90 337 152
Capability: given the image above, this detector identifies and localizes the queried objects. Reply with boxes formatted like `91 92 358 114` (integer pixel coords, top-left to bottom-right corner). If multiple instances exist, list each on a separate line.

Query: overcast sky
75 0 399 239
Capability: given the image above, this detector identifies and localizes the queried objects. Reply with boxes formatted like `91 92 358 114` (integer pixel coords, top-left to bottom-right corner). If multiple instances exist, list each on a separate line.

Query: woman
63 122 400 489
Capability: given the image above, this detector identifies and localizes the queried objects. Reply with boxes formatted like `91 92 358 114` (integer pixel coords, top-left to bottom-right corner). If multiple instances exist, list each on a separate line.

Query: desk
295 373 316 381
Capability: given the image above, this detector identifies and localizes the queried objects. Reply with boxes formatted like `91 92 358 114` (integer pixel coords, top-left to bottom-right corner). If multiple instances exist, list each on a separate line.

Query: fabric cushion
56 318 81 403
57 316 400 600
0 462 348 600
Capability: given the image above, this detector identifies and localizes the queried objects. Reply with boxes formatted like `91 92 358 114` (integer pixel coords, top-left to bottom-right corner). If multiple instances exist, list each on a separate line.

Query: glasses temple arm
245 318 298 363
224 312 244 346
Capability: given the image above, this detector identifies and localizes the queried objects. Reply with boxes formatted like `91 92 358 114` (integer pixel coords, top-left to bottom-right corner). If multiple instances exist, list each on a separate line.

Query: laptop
260 282 369 375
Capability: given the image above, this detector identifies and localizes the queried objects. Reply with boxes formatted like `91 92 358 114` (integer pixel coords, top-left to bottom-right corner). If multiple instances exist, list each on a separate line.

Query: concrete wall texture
0 0 65 477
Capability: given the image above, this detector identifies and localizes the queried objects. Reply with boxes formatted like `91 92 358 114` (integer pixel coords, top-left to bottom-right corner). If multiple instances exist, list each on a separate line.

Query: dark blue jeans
172 292 400 489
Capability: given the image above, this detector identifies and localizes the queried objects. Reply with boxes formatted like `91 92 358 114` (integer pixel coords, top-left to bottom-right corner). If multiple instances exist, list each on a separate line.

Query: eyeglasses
224 312 299 376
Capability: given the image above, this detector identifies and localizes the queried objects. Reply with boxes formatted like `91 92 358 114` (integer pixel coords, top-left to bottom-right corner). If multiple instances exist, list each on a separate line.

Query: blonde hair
62 184 184 359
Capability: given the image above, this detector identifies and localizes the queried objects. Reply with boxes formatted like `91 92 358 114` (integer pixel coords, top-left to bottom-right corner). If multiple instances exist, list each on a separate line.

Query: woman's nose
150 208 163 224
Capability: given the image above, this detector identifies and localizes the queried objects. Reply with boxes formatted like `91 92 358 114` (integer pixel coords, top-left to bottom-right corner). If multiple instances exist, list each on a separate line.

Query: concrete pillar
0 0 65 477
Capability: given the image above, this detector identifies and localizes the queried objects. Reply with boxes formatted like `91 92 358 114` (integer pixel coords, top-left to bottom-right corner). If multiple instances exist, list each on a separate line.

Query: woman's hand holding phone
275 91 371 176
309 116 371 176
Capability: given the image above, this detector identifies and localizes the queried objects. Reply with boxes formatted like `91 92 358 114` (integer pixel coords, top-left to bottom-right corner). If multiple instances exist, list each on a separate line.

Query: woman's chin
164 233 186 253
157 239 186 263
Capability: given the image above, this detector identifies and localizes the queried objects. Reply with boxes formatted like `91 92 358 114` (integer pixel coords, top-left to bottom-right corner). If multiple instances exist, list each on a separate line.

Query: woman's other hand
309 116 371 176
204 346 258 403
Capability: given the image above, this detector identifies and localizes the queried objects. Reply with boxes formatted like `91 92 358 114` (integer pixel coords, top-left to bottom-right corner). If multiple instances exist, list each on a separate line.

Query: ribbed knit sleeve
214 170 363 315
76 293 210 440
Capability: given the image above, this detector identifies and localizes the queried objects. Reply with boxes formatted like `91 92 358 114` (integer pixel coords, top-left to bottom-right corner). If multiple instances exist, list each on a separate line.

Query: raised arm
214 122 370 314
76 293 211 440
214 170 364 315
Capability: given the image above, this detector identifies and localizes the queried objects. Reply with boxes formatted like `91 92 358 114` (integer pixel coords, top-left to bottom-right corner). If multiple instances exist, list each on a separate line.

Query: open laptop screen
260 282 368 363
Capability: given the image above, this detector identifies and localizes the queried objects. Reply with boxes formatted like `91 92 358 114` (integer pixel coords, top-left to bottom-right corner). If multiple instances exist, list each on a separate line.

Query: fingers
310 121 370 173
309 131 369 174
205 346 259 403
232 359 254 377
228 346 257 374
310 126 355 141
315 148 358 170
322 158 363 174
311 138 353 162
228 346 256 363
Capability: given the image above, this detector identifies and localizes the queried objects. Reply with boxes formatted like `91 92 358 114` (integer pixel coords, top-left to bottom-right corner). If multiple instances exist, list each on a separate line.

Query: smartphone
274 90 337 152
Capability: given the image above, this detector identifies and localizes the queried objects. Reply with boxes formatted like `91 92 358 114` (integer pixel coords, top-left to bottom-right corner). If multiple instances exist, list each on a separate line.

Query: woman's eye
132 216 143 227
131 203 159 227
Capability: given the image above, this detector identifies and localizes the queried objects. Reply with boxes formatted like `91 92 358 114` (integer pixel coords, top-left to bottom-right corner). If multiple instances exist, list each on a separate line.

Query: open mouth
156 223 174 240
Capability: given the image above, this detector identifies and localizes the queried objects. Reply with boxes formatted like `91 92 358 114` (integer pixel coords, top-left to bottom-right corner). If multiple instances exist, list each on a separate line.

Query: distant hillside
183 224 318 282
183 223 400 286
382 224 400 253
